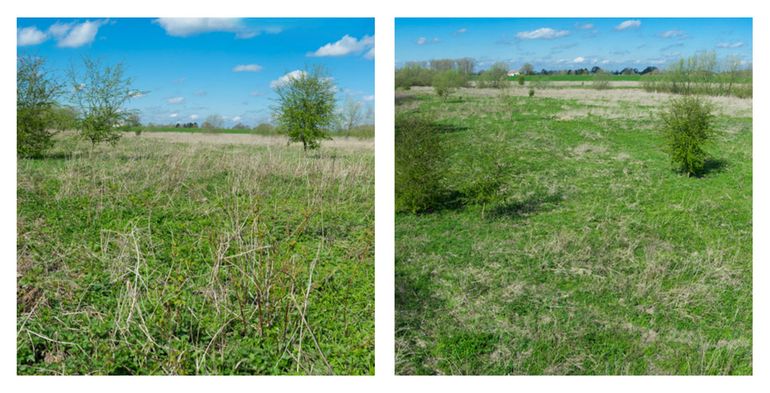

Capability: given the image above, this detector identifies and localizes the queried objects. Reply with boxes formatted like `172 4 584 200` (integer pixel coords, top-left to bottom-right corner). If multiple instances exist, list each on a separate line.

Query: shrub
528 88 535 97
272 65 337 150
17 56 62 158
477 63 509 89
432 70 466 99
395 114 447 213
517 75 526 86
592 71 611 90
660 95 716 176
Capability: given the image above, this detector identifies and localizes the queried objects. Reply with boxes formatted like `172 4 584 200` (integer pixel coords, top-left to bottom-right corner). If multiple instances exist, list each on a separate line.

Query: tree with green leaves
69 57 140 147
432 69 467 99
17 56 63 158
273 66 337 151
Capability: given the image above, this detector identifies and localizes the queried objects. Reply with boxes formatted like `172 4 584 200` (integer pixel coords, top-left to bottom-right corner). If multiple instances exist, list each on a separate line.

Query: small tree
273 66 336 151
340 97 364 135
478 62 509 89
592 71 611 90
202 114 224 130
660 95 716 176
69 58 138 147
520 63 534 75
17 56 62 158
433 69 466 99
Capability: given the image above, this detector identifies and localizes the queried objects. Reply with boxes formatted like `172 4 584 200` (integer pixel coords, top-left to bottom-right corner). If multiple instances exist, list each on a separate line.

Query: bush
592 72 611 90
395 114 447 213
432 70 466 99
528 88 535 97
17 56 62 158
395 64 435 90
477 63 509 89
660 95 716 176
517 75 526 86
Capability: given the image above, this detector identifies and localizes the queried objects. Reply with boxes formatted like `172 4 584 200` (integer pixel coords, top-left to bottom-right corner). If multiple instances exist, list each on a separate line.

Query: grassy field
17 133 374 375
395 86 752 375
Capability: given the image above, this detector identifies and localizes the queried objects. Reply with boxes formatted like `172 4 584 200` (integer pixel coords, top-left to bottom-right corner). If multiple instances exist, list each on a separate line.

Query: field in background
17 133 374 375
395 85 752 374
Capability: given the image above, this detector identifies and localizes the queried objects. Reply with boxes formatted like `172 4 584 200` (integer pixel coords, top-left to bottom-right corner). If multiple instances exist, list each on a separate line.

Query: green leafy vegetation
272 66 337 151
661 95 717 176
17 56 63 158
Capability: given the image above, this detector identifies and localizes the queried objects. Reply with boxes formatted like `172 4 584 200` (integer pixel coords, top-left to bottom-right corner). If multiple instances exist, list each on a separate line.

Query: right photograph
394 18 752 375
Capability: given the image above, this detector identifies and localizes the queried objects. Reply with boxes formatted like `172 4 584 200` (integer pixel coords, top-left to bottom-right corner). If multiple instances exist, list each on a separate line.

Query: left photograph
17 17 374 375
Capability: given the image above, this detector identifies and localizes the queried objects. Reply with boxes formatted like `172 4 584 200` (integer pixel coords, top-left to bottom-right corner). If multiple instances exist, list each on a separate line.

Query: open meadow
17 132 374 375
395 84 752 375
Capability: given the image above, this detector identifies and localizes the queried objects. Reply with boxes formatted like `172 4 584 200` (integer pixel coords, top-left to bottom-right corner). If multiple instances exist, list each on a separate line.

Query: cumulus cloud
169 113 179 118
232 116 242 122
55 20 106 48
364 47 375 60
154 18 274 38
310 35 374 58
233 64 263 72
516 28 570 40
615 20 641 31
717 41 744 48
167 97 185 104
190 114 199 120
573 56 586 63
17 26 48 46
270 70 307 89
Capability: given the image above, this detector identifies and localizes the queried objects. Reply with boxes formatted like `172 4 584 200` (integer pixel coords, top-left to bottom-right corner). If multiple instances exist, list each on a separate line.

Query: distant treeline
640 52 752 98
127 122 375 138
396 52 752 97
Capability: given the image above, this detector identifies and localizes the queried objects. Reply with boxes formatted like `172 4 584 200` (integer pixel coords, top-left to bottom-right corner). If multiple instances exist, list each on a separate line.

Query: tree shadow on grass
693 158 727 178
487 192 563 220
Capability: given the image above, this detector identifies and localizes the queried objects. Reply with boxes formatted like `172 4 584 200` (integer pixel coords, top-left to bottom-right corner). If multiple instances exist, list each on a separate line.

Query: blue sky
396 18 752 71
17 18 374 126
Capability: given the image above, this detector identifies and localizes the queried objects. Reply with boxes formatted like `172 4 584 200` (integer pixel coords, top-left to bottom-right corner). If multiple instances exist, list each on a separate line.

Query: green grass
395 89 752 375
17 134 374 375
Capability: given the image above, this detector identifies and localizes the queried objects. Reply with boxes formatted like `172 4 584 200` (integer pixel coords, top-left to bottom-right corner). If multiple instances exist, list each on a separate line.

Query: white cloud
615 20 641 31
717 41 744 48
364 47 375 60
155 18 252 37
573 56 586 63
270 70 307 89
167 97 185 104
416 36 440 45
516 28 570 40
56 20 105 48
169 113 179 118
457 28 468 34
660 30 685 39
310 35 374 57
190 114 199 120
232 116 242 122
17 26 48 46
576 23 594 30
601 59 611 64
129 90 145 99
233 64 263 72
363 95 374 101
